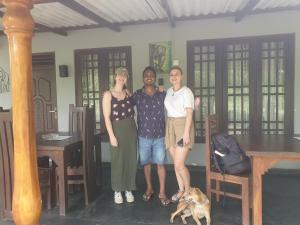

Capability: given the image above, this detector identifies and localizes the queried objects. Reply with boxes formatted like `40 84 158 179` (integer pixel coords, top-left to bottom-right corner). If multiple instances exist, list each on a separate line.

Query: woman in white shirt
164 65 195 202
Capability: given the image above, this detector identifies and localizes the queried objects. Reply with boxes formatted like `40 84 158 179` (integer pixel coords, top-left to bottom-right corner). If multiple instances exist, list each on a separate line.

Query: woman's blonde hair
115 67 129 78
113 67 129 89
169 65 183 74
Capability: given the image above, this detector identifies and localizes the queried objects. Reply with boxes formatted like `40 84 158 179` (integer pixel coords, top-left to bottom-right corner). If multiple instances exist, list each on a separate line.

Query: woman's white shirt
164 86 194 117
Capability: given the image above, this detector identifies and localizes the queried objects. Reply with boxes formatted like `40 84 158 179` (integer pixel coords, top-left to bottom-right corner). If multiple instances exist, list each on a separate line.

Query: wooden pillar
2 1 41 225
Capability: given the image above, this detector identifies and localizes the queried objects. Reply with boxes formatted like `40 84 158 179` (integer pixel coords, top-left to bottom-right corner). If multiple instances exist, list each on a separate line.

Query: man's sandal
171 190 184 202
142 191 154 202
159 197 170 206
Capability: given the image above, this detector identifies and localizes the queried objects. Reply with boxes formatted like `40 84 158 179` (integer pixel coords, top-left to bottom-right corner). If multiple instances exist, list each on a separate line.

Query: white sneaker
125 191 135 203
114 192 123 204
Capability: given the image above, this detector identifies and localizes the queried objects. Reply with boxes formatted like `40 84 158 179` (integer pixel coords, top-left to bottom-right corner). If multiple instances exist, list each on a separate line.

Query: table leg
252 157 262 225
251 157 278 225
57 154 68 216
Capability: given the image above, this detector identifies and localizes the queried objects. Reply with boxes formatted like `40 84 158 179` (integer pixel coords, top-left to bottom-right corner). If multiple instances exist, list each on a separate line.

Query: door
32 53 58 133
74 46 132 131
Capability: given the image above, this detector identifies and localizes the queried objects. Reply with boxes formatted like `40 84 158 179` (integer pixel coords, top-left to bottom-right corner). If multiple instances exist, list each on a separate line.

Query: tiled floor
1 166 300 225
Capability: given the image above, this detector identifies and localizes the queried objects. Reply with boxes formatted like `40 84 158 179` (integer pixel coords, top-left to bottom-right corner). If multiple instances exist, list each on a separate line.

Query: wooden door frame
74 46 133 136
32 51 58 132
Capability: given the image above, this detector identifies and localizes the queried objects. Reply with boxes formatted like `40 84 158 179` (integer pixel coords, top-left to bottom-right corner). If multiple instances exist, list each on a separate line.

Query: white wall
0 10 299 168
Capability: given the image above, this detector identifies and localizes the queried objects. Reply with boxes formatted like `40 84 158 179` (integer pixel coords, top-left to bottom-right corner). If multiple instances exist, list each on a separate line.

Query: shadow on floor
1 166 300 225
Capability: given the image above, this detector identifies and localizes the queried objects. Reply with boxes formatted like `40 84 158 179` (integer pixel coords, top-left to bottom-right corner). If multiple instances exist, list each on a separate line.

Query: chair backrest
205 114 220 173
0 111 13 218
0 110 51 217
68 104 97 201
69 104 86 138
85 106 97 201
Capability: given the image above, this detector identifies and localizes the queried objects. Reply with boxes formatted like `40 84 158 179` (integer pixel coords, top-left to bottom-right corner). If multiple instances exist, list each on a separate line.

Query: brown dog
170 187 211 225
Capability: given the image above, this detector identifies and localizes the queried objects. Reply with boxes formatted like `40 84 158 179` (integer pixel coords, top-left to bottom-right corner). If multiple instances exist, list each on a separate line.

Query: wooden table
36 135 82 216
235 134 300 225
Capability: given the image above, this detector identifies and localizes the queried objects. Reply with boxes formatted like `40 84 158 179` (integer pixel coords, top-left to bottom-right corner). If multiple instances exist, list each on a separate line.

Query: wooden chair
0 111 13 219
64 104 97 205
0 111 51 220
205 115 251 225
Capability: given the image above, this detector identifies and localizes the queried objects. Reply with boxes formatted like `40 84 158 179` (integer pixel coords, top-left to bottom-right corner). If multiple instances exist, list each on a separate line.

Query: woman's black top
110 93 134 121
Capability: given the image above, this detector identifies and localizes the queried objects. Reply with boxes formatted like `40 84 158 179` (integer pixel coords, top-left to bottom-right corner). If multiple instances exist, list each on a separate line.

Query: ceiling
1 0 300 36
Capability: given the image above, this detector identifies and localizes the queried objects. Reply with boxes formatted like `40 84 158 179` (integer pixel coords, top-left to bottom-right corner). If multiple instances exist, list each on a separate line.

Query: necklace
112 89 126 101
172 86 182 96
113 89 124 95
172 89 178 96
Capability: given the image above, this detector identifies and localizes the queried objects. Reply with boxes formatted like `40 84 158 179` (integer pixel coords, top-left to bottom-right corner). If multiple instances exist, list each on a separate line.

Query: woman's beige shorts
165 117 195 150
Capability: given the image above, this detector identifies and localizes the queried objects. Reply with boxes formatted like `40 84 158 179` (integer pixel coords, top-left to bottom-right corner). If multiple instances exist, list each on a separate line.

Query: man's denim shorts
138 136 167 165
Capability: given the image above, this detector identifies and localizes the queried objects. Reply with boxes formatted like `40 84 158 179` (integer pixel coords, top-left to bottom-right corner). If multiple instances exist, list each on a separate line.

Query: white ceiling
0 0 300 35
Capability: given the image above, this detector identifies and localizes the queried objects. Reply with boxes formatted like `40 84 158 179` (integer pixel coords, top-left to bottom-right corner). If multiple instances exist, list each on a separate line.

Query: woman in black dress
102 68 137 204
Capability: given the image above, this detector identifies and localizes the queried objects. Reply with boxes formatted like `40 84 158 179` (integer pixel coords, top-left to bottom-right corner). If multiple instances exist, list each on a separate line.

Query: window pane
262 59 269 85
226 43 250 134
242 61 249 86
189 44 216 139
278 96 284 121
228 61 233 86
210 62 215 85
94 70 99 91
243 96 249 121
75 47 131 131
194 54 200 61
261 40 286 134
88 69 93 91
187 34 293 141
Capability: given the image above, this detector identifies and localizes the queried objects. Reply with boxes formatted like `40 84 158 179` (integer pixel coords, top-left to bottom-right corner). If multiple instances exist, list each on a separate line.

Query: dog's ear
194 194 202 202
194 188 206 202
195 188 202 195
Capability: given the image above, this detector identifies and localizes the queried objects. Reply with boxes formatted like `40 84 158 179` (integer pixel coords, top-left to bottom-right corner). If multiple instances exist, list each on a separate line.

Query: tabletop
235 134 300 157
36 133 81 151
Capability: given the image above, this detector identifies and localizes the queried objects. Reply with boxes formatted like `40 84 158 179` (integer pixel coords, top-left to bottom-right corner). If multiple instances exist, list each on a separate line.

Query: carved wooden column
2 1 42 225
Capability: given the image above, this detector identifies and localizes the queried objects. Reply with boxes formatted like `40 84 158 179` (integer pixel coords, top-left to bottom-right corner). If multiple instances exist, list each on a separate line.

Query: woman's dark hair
169 65 183 74
143 66 156 77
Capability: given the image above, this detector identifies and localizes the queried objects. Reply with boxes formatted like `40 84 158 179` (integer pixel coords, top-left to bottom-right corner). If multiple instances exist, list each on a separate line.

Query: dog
170 187 211 225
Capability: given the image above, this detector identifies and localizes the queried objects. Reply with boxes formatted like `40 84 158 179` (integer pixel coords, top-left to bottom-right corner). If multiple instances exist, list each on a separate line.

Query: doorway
32 52 58 133
74 46 132 131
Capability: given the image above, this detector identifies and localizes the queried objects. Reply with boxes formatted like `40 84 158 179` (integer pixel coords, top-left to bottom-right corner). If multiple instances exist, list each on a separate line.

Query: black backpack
211 133 251 174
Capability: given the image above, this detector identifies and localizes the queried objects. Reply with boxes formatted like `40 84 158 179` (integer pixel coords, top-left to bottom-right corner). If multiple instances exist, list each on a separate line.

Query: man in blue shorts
132 66 170 206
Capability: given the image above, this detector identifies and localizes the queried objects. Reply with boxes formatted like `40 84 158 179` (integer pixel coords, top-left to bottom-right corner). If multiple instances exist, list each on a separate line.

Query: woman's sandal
159 197 171 206
171 190 184 202
142 191 154 202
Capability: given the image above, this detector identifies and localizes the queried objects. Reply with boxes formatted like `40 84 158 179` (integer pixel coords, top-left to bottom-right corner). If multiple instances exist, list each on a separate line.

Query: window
75 46 132 131
187 34 294 142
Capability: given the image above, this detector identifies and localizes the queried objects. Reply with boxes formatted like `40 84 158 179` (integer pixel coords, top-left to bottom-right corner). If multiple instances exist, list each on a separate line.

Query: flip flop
171 190 184 202
159 197 170 206
142 191 154 202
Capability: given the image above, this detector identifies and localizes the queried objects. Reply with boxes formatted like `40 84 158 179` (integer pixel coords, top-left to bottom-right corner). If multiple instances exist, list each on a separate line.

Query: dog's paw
170 218 174 223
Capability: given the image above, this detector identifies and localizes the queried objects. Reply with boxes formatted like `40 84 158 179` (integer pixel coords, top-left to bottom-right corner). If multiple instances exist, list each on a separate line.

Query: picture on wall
149 41 172 73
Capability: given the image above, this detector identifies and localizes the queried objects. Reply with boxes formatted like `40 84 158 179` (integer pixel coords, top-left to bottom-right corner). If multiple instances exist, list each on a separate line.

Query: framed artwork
149 41 172 73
